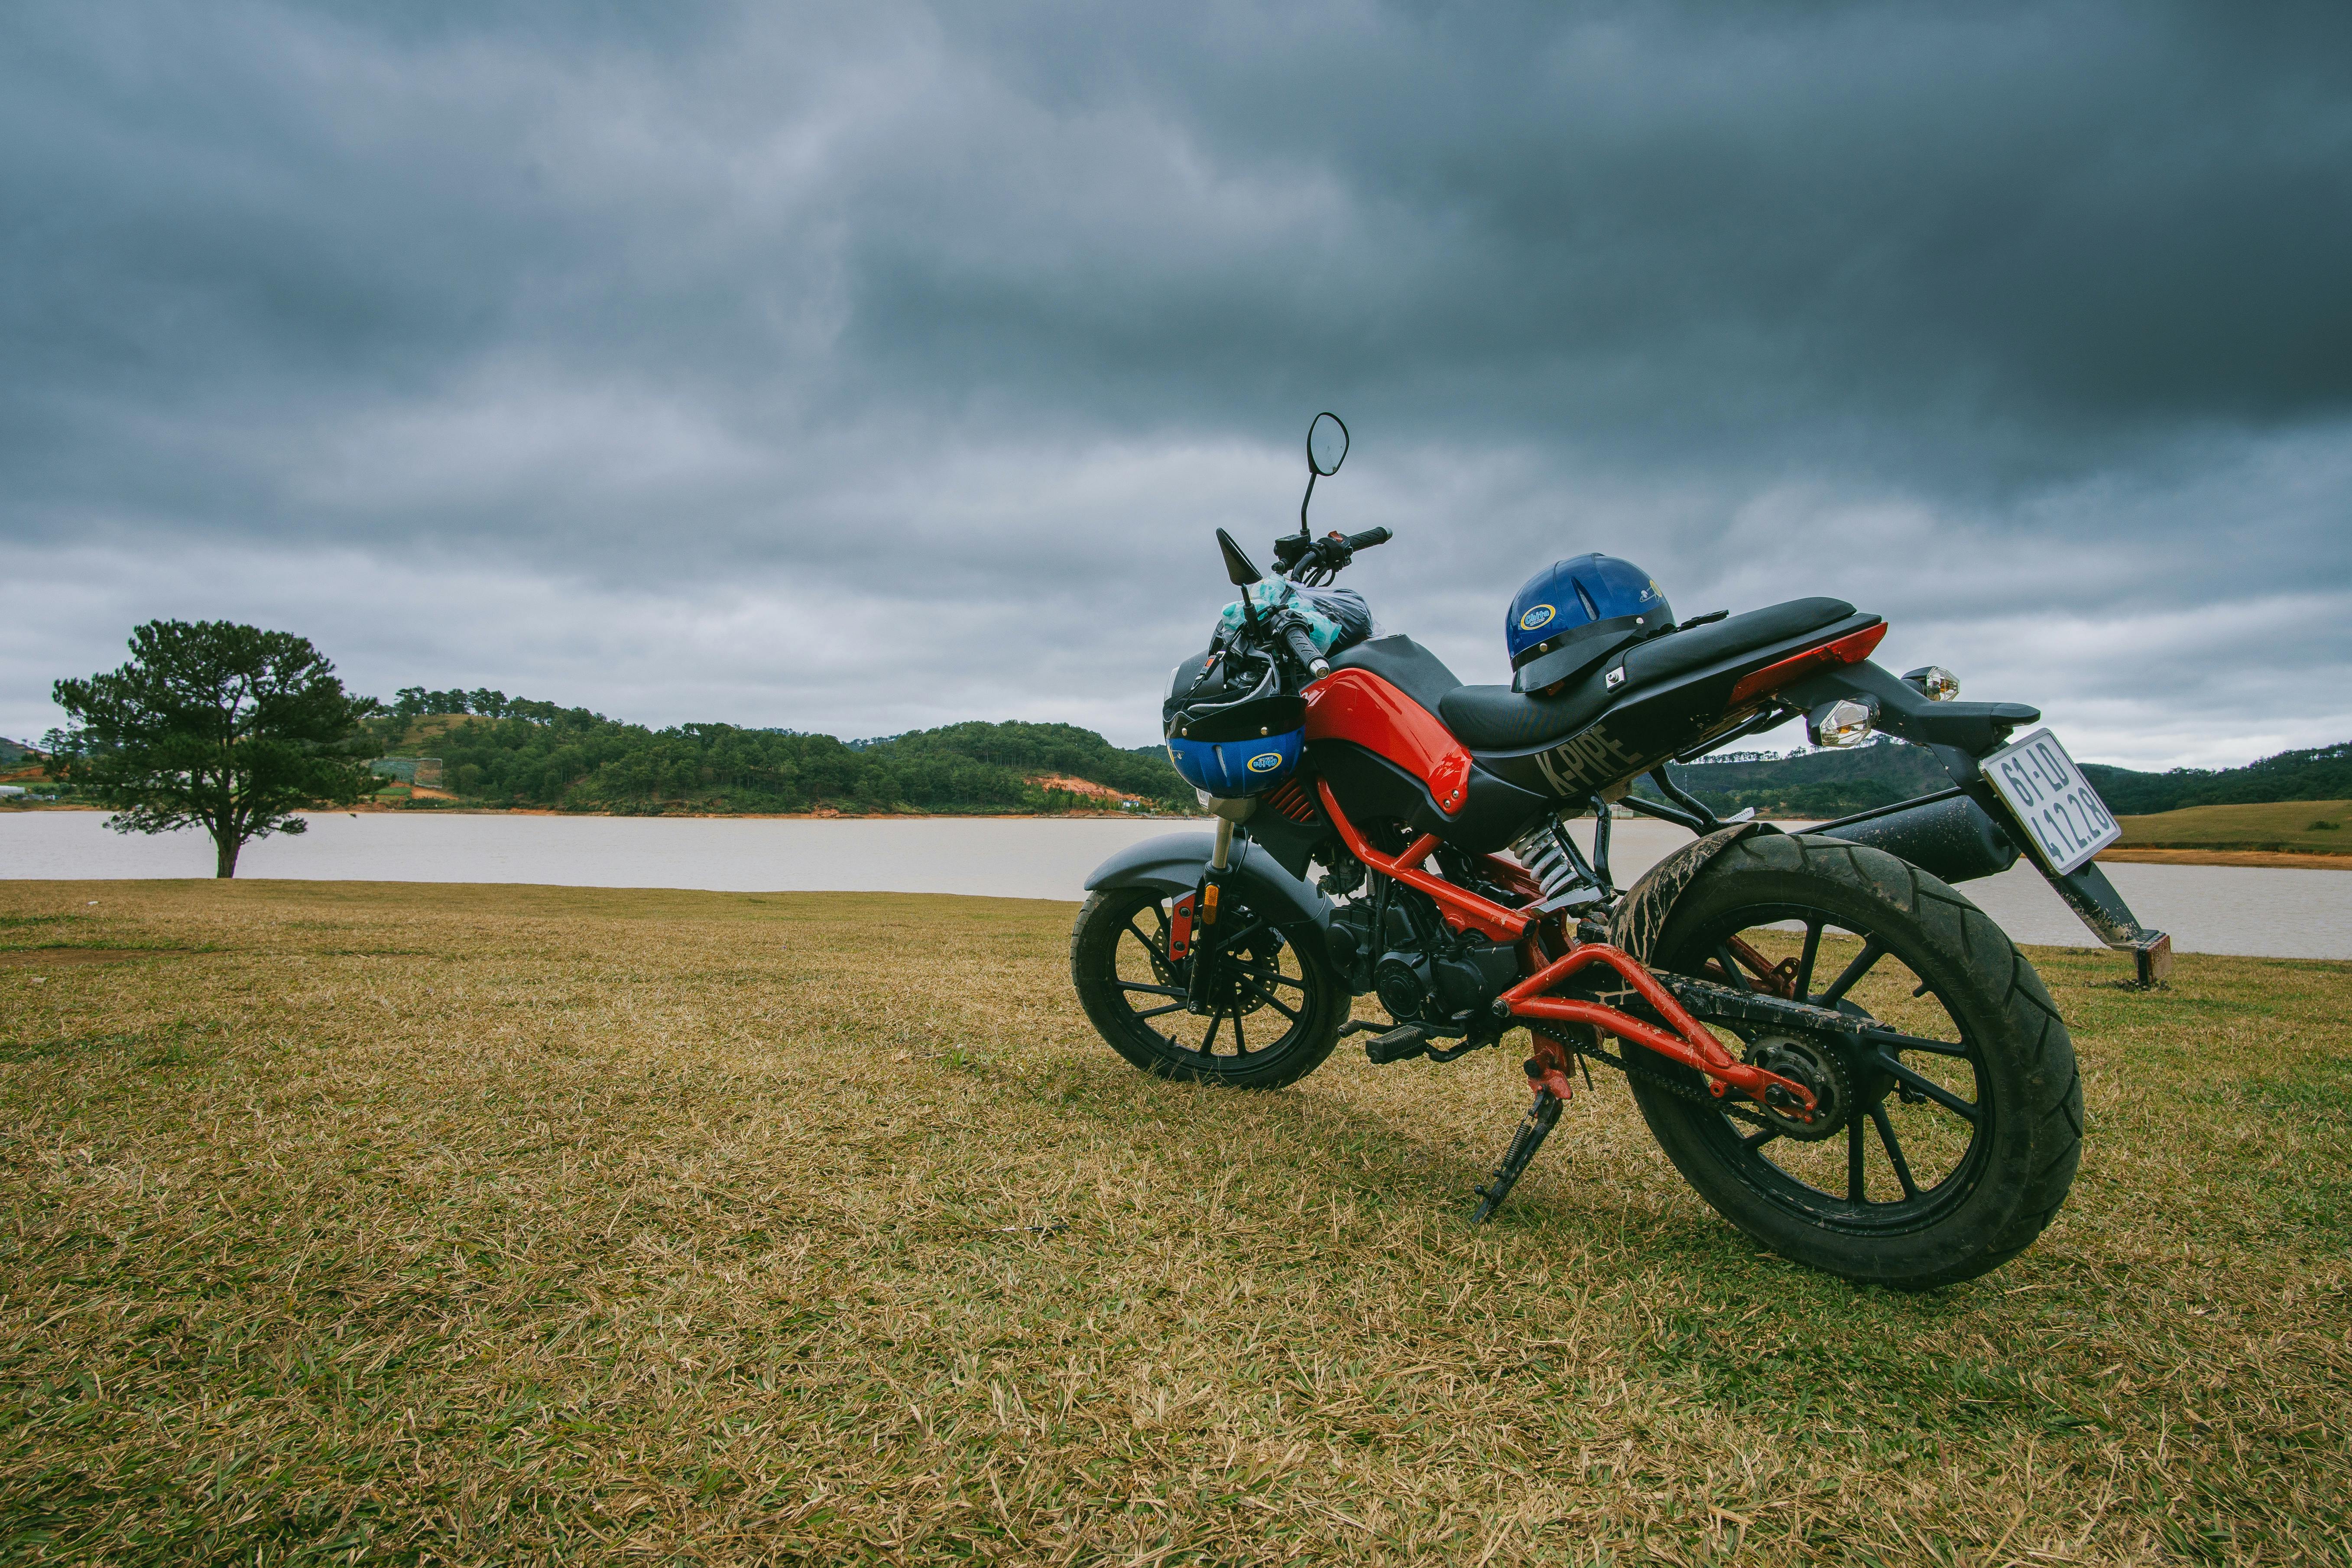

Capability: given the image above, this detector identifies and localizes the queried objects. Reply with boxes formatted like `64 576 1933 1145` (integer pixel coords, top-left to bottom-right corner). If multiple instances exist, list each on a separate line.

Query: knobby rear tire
1627 832 2083 1290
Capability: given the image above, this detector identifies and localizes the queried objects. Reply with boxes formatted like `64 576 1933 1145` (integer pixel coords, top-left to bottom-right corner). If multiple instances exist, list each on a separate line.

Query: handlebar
1343 527 1391 552
1281 622 1330 678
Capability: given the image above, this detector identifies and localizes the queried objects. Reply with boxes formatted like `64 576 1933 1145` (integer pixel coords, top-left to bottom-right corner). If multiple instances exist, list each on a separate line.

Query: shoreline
13 802 2350 867
4 802 1195 823
2096 846 2352 871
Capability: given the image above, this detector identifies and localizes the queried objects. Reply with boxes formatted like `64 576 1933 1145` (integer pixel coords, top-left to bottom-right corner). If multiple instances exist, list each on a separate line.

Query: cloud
4 0 2349 767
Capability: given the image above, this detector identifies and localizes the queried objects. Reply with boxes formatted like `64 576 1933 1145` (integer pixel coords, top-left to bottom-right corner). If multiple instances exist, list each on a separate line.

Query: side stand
1471 1038 1583 1223
1471 1090 1563 1223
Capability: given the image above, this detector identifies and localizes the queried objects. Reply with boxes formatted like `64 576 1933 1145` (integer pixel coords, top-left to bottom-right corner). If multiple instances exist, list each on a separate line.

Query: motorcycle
1072 413 2170 1289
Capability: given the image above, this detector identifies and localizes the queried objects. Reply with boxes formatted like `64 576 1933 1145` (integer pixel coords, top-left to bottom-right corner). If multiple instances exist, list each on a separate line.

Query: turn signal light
1809 698 1875 749
1904 666 1960 701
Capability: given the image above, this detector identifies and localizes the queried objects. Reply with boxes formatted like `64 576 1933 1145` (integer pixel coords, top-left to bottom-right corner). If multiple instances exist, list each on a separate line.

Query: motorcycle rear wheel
1071 885 1346 1090
1626 833 2082 1290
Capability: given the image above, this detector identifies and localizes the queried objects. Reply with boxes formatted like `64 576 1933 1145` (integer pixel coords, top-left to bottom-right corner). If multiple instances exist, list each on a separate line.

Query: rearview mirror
1216 528 1264 588
1308 412 1349 476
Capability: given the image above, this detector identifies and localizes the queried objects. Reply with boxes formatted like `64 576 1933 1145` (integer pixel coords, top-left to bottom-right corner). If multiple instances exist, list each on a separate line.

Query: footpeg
1363 1024 1432 1065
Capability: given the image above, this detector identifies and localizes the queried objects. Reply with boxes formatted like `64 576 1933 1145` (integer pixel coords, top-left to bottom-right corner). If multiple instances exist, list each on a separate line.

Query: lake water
3 810 2347 961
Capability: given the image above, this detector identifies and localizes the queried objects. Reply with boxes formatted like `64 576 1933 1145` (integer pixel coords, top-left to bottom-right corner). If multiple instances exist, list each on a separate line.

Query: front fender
1083 831 1332 934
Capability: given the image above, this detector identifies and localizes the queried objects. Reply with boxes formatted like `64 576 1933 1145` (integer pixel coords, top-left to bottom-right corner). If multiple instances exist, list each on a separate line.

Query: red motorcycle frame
1294 656 1883 1125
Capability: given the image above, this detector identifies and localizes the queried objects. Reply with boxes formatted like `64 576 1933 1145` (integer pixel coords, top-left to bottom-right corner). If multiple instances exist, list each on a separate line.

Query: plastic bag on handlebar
1217 583 1372 654
1291 585 1372 653
1218 584 1336 651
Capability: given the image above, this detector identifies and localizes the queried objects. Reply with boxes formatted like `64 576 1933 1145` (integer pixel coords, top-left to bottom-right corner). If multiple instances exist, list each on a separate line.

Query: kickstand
1471 1089 1564 1223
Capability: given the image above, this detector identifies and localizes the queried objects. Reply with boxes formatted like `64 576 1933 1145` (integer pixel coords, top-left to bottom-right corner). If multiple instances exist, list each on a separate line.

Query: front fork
1180 818 1237 1013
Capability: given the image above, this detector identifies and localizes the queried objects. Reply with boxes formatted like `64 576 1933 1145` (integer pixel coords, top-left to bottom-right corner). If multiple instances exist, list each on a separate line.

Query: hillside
2115 799 2351 856
2081 742 2352 815
368 698 1193 816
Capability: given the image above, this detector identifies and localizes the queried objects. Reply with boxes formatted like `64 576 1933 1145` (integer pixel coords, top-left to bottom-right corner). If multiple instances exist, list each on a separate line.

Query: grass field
2116 799 2352 856
2 882 2347 1565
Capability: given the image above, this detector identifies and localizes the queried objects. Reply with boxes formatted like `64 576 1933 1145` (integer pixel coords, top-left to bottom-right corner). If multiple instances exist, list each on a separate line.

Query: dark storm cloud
3 0 2349 763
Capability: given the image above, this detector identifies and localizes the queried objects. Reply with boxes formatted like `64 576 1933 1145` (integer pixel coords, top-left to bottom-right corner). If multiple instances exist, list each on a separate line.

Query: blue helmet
1505 553 1674 693
1162 650 1306 797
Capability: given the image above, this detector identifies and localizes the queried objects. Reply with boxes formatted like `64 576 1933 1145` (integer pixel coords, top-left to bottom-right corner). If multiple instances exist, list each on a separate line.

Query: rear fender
1083 831 1333 934
1608 821 1785 962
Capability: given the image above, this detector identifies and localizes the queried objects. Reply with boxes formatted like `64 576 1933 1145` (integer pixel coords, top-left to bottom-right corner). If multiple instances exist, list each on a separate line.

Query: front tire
1626 832 2082 1290
1071 884 1346 1091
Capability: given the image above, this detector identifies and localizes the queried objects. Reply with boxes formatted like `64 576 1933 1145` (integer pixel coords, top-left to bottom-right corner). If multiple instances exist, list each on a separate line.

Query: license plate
1980 728 2121 875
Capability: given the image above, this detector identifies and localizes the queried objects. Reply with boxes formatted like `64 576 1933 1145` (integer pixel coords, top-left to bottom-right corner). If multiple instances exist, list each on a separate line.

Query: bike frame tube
1315 778 1816 1115
1316 779 1527 941
1502 945 1814 1110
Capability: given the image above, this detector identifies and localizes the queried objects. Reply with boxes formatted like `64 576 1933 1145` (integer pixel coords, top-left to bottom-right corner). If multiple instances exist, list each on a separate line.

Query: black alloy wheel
1070 884 1346 1090
1625 833 2081 1289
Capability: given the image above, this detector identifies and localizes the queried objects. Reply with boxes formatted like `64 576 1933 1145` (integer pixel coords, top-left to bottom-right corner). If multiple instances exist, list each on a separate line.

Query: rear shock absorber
1507 812 1608 911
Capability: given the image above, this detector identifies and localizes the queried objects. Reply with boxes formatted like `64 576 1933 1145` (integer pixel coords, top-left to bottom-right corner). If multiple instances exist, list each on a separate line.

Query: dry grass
1 881 2346 1566
2117 800 2352 857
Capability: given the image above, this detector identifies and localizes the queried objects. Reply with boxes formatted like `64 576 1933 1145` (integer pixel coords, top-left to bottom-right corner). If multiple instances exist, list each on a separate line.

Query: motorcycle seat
1438 597 1860 752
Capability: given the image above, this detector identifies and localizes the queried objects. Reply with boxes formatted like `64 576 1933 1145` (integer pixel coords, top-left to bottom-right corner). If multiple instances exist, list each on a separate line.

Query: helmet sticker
1518 604 1556 632
1246 752 1286 773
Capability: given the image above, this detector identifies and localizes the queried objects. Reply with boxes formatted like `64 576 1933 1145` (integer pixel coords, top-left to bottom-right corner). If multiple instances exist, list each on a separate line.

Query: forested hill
2080 743 2352 815
373 690 1191 815
1645 736 2352 819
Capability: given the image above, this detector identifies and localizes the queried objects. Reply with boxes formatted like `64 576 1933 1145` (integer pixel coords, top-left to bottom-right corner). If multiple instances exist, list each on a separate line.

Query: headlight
1808 698 1875 749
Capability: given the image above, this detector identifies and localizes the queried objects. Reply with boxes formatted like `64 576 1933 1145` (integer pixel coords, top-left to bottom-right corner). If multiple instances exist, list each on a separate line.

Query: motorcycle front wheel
1627 833 2083 1290
1070 885 1346 1091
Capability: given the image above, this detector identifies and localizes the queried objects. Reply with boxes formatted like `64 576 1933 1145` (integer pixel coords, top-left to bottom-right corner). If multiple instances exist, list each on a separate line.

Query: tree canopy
48 621 378 876
374 701 1191 815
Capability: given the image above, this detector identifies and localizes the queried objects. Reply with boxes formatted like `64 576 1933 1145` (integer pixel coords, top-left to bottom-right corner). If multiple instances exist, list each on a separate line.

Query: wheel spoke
1868 1102 1922 1199
1818 939 1886 1007
1714 943 1752 992
1794 921 1825 1001
1250 987 1302 1023
1200 1009 1224 1055
1132 1001 1187 1020
1860 1025 1972 1059
1233 1011 1249 1055
1742 1124 1782 1151
1118 980 1185 998
1846 1116 1867 1202
1209 918 1268 956
1867 1051 1980 1122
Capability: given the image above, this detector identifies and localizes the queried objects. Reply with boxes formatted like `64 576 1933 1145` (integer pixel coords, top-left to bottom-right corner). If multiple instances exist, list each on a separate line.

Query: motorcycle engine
1373 939 1522 1026
1330 898 1523 1029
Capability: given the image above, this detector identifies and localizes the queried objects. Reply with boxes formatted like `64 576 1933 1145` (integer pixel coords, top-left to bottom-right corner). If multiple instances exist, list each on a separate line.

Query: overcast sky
5 1 2348 767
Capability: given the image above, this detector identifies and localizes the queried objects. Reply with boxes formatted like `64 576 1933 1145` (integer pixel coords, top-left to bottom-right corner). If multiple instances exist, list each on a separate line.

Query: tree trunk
215 833 240 879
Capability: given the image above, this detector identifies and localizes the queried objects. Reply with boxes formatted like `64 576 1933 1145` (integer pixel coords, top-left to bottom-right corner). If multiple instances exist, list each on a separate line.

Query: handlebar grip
1281 623 1329 677
1344 527 1392 551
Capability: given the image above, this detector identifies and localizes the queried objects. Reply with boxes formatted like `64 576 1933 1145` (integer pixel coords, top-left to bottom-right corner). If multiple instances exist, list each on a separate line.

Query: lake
3 809 2347 960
